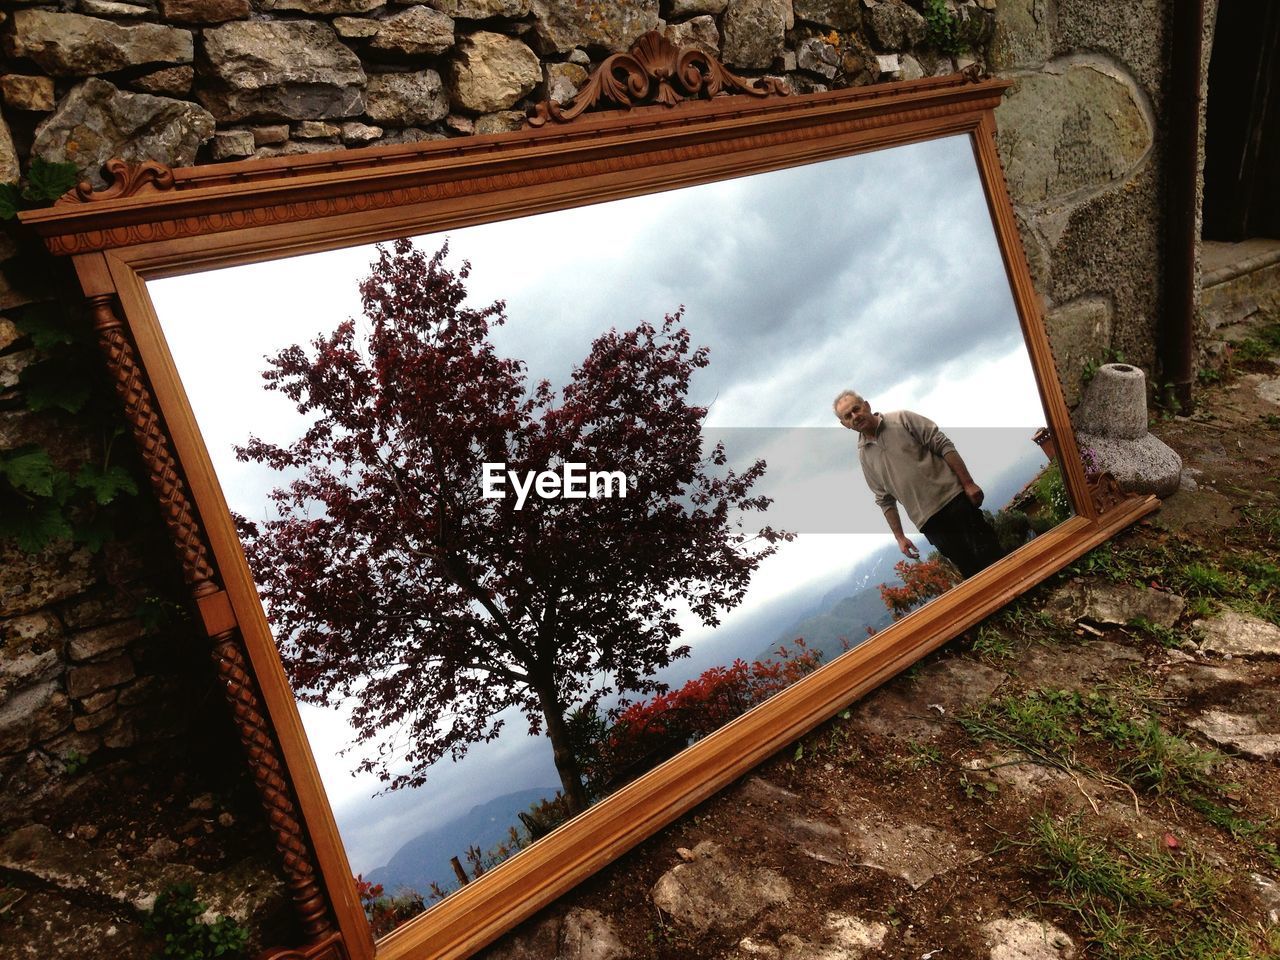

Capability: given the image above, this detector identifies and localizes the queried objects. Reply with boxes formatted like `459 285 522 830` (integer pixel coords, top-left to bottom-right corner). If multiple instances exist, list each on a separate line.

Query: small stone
721 0 787 69
1045 580 1184 629
545 60 587 104
560 908 630 960
796 36 839 79
341 121 383 143
145 836 180 859
865 0 926 50
450 31 539 113
651 841 791 932
333 16 380 38
982 917 1075 959
376 127 444 145
529 0 659 54
32 78 214 186
366 70 449 126
370 6 456 55
0 318 21 351
217 812 235 828
101 715 136 748
78 0 152 16
293 120 341 139
567 47 590 66
251 124 289 145
669 0 727 15
474 110 525 134
78 690 117 713
1188 710 1280 760
198 21 366 122
129 65 195 96
426 0 529 15
74 704 118 732
444 113 474 134
260 0 384 12
2 75 58 112
5 11 193 76
76 824 100 840
899 52 925 80
1199 609 1280 658
157 0 249 21
210 129 255 159
68 620 139 662
253 142 343 159
676 846 695 861
662 15 719 58
792 0 859 30
874 53 901 75
67 656 134 699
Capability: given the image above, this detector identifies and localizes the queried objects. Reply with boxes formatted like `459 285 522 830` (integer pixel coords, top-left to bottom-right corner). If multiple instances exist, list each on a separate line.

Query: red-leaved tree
235 238 787 813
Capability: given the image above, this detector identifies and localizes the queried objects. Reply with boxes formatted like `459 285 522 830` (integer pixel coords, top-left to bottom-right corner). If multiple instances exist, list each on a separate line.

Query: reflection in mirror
148 132 1072 938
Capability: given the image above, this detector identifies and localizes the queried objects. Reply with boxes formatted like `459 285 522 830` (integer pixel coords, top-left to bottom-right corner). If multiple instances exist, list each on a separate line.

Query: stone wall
0 1 1185 955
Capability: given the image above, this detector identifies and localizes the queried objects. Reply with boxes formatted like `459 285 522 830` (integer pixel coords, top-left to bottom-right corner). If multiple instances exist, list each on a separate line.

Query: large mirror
24 68 1158 960
147 133 1069 939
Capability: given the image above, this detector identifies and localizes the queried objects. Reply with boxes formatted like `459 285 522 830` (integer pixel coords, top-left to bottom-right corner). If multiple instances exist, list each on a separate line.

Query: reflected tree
236 238 786 813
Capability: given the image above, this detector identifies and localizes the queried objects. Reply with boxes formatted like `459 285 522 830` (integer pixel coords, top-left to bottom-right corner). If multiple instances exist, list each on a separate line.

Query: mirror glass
147 132 1072 937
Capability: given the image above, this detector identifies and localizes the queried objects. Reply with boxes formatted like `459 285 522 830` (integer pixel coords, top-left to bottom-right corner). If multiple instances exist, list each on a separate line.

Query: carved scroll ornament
529 30 789 126
61 158 176 205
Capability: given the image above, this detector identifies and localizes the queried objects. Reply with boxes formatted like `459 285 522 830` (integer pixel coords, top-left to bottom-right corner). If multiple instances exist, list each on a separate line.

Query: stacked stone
0 543 183 815
0 0 997 184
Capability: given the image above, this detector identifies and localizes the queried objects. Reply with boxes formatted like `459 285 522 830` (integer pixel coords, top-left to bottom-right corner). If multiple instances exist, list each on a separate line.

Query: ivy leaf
75 462 138 505
0 182 20 221
0 447 58 497
0 500 75 552
22 158 80 205
74 511 118 552
15 301 81 350
19 356 94 413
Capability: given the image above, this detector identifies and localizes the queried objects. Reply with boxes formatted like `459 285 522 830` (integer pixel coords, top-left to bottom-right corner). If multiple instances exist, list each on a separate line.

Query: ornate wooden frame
21 43 1156 960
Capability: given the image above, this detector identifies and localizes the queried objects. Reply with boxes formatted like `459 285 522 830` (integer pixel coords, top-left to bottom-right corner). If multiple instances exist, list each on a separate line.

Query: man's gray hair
832 389 864 414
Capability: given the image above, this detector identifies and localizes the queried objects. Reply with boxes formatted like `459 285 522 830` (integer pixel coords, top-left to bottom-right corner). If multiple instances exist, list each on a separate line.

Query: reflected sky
149 134 1052 880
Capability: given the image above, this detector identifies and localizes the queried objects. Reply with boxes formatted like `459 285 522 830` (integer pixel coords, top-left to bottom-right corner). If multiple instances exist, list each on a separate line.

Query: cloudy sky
149 133 1056 884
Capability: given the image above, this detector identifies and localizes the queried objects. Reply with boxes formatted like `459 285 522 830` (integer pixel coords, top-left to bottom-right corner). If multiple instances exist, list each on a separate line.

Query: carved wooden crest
529 30 790 126
60 158 176 205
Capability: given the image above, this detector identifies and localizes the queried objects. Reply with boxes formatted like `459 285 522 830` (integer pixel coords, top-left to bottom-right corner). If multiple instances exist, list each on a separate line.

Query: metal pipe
1162 0 1208 414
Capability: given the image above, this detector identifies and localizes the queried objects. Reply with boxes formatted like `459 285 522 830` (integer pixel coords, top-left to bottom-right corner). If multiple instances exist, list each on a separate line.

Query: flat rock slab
0 888 154 960
1047 580 1184 628
1199 609 1280 658
982 918 1075 959
1256 376 1280 406
480 907 631 960
1010 640 1143 692
1250 873 1280 926
732 912 889 959
840 809 981 889
652 841 792 932
849 658 1007 741
1150 487 1236 536
1187 709 1280 760
968 753 1160 836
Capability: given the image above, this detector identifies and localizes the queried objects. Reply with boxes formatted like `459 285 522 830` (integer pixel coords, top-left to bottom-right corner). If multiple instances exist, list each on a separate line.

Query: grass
971 623 1017 661
1030 814 1278 960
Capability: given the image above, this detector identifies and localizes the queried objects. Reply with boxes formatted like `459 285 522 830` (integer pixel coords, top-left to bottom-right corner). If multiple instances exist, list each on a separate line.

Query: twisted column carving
89 293 335 944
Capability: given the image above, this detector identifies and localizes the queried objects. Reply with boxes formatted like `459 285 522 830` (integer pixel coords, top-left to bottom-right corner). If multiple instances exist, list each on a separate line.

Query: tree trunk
535 684 590 816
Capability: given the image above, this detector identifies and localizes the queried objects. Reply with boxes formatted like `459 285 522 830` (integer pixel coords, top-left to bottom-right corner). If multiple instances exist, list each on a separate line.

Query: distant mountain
365 786 557 897
763 541 902 665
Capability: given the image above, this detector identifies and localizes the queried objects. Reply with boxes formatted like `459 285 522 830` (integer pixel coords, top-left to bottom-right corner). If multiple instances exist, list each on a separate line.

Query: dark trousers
920 492 1005 579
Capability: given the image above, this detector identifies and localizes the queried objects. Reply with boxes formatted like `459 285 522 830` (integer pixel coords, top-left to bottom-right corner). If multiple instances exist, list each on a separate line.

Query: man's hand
897 535 920 560
964 482 984 507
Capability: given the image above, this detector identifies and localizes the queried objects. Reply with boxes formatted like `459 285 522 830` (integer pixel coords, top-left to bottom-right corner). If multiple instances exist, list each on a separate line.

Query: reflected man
834 390 1003 578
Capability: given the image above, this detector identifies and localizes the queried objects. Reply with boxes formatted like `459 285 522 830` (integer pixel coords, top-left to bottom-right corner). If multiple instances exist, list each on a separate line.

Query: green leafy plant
143 883 249 960
61 749 87 775
0 158 80 220
922 0 961 55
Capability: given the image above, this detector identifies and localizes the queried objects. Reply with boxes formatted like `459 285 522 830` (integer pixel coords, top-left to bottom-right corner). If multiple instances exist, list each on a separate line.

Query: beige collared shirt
857 409 962 530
